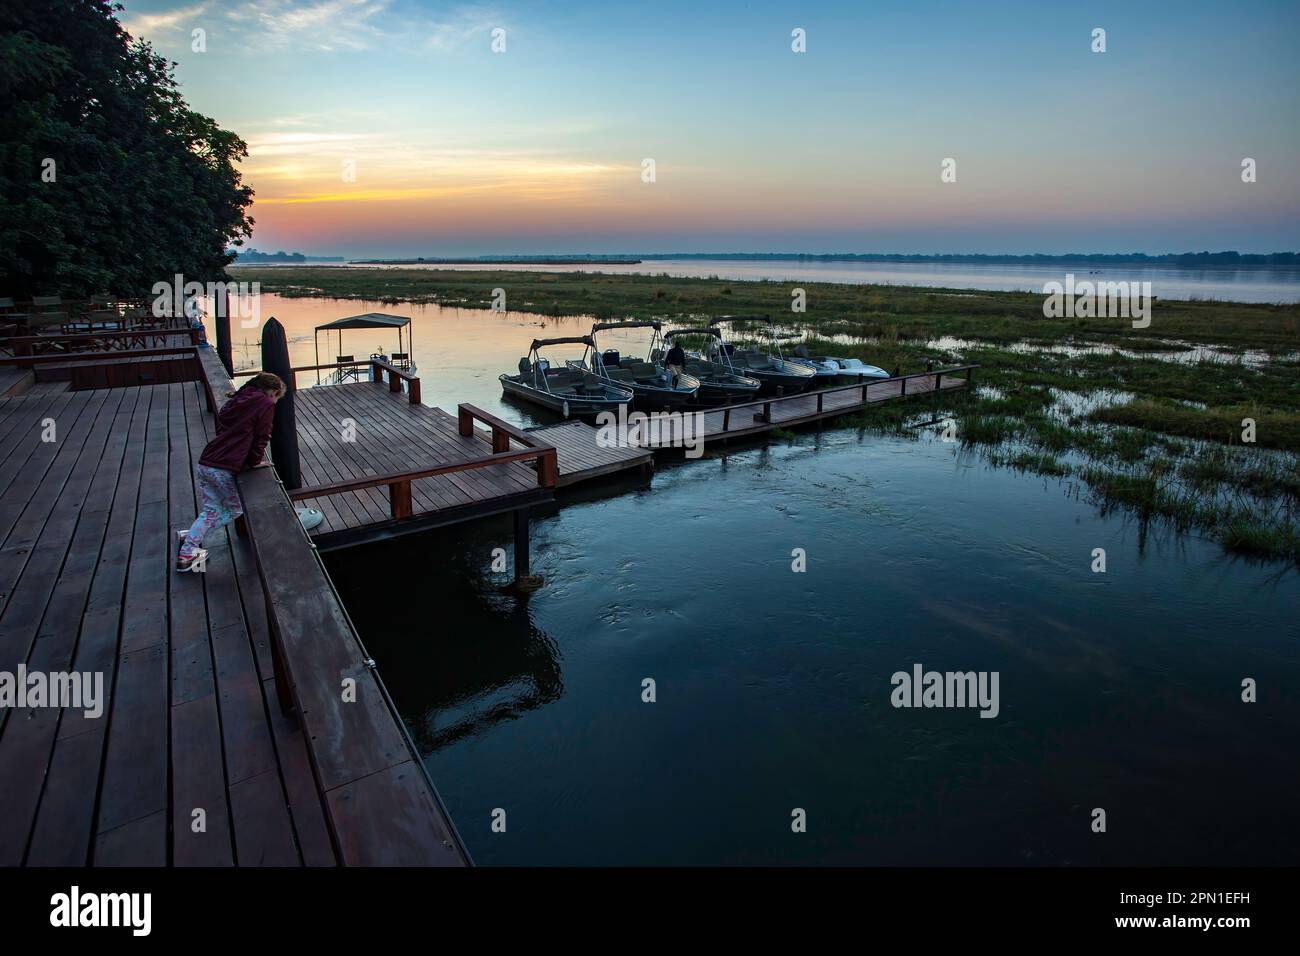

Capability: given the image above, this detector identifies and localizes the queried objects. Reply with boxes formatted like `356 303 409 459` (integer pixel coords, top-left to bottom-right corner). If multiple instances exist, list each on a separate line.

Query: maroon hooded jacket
199 386 276 473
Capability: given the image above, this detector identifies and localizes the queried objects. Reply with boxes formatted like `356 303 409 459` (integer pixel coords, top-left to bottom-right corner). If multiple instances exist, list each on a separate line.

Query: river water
215 295 1299 865
296 258 1300 304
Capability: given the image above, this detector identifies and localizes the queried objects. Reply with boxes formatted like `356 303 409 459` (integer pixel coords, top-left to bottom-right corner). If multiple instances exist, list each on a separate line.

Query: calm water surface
225 296 1299 865
328 434 1299 865
299 258 1300 303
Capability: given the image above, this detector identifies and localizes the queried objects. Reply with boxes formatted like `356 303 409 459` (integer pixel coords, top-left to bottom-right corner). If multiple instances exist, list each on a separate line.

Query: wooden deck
292 383 559 549
0 346 469 866
0 381 337 864
530 420 654 487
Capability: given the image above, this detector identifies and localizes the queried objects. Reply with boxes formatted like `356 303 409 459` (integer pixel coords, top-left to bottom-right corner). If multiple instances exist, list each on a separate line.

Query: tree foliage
0 1 253 298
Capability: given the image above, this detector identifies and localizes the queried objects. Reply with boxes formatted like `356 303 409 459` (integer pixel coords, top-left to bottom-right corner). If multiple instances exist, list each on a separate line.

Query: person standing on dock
177 372 286 572
664 340 687 386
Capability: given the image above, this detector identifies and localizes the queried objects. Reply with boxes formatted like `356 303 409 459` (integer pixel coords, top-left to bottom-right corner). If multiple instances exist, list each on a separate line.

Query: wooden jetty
233 361 652 552
0 317 976 868
0 337 467 866
641 365 976 447
228 360 977 555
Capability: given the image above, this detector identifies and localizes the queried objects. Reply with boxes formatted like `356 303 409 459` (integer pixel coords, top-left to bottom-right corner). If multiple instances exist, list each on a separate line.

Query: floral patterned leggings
180 465 242 558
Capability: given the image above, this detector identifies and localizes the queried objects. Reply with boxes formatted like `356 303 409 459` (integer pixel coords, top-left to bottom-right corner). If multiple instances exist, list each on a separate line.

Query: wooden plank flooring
530 420 653 487
293 383 556 547
0 382 336 865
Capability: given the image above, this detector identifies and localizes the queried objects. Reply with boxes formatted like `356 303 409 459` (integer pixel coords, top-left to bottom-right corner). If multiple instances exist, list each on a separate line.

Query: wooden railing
717 364 978 432
235 359 422 404
287 402 557 521
0 344 202 367
458 402 560 486
0 327 200 355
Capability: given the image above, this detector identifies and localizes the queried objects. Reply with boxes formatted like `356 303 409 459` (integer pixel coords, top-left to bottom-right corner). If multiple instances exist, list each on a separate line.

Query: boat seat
606 368 635 382
628 362 658 379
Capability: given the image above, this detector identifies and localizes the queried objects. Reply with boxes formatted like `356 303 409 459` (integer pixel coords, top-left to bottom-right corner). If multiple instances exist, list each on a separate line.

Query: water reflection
325 519 563 756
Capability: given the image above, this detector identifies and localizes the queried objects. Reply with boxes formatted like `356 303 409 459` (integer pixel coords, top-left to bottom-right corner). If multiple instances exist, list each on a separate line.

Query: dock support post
513 507 530 580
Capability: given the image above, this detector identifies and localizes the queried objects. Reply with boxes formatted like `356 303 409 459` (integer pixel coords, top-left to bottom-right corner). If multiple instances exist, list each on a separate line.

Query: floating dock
274 365 973 548
287 382 652 549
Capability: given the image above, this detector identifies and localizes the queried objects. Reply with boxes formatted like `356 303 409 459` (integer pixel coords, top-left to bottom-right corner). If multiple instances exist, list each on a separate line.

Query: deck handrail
235 359 419 381
0 327 200 351
235 359 423 404
0 344 203 366
458 401 559 491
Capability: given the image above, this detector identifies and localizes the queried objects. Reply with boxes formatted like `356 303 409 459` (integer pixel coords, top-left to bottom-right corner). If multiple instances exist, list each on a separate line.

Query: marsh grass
1090 399 1300 452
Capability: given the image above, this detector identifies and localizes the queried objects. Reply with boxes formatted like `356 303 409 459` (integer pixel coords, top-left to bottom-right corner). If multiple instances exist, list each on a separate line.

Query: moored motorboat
571 321 701 410
790 345 891 382
660 327 760 403
500 336 634 418
706 316 817 395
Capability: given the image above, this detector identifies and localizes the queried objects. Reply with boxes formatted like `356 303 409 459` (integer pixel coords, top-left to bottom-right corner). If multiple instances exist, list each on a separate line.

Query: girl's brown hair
226 371 285 398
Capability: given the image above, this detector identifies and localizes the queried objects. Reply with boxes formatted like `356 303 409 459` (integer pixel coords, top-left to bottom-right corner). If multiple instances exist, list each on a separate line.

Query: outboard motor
602 349 620 367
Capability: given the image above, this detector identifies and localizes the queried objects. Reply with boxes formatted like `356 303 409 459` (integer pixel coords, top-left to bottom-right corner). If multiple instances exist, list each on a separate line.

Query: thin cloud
123 0 503 55
121 2 208 35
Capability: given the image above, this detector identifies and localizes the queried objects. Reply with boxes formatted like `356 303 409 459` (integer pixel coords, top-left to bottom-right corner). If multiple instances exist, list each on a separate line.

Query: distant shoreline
234 252 1300 270
349 257 643 266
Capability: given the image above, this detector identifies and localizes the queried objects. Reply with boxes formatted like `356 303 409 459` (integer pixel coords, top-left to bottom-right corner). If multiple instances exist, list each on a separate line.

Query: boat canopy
314 312 411 331
590 320 662 333
664 328 721 339
531 335 595 351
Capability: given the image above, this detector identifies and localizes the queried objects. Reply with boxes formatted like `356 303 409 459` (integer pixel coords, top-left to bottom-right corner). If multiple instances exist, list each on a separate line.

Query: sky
118 0 1300 258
